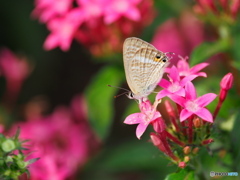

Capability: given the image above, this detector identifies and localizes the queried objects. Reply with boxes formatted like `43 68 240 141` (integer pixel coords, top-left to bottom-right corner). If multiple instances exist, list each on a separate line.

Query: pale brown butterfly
123 37 169 103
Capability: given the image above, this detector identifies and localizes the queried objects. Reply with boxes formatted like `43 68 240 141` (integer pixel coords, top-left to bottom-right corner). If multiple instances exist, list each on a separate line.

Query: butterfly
123 37 169 103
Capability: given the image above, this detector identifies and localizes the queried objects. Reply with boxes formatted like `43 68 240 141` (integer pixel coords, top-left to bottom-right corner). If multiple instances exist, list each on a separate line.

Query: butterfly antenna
107 85 130 98
107 85 129 92
114 91 128 98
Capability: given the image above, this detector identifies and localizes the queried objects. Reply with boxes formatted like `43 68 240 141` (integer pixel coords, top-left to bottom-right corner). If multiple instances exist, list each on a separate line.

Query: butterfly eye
162 58 167 63
156 55 161 59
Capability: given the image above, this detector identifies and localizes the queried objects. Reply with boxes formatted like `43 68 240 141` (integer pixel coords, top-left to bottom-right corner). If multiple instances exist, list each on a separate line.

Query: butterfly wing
130 47 168 98
123 37 160 96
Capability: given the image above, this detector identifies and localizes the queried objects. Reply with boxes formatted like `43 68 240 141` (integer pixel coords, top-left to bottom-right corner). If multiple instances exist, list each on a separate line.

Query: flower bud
220 73 233 91
193 117 202 128
1 139 15 152
150 133 166 153
178 161 186 168
152 118 165 133
201 138 214 145
184 156 190 162
183 146 191 155
192 147 199 154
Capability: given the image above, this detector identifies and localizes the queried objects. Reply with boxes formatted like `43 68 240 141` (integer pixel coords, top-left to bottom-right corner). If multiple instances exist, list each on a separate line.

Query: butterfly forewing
123 37 168 100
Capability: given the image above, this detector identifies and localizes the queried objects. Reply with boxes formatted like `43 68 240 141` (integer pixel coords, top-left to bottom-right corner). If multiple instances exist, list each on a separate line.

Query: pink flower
0 48 30 104
171 82 217 122
124 100 161 139
151 12 205 64
103 0 141 24
0 48 30 84
32 0 73 22
166 56 209 77
44 8 83 51
77 0 105 20
156 65 197 100
9 95 100 180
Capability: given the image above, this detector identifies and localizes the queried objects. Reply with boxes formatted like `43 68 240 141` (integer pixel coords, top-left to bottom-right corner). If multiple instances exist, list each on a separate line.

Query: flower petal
196 72 207 77
195 108 213 122
169 94 185 107
158 79 171 88
136 122 148 139
196 93 217 107
156 89 169 100
124 113 143 124
180 109 192 122
185 81 197 100
180 75 198 86
173 87 185 97
177 58 189 72
169 65 180 82
190 62 209 73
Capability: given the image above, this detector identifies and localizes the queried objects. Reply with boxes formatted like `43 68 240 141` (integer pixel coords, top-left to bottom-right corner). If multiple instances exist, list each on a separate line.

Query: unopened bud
152 118 165 133
202 139 214 145
192 147 199 154
178 161 186 168
183 146 191 155
164 100 176 118
220 73 233 90
1 139 15 152
193 118 202 128
184 156 190 162
150 133 166 153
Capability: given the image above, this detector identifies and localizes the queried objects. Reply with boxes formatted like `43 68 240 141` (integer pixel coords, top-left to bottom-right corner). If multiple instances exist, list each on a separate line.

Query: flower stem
188 116 194 144
165 130 185 147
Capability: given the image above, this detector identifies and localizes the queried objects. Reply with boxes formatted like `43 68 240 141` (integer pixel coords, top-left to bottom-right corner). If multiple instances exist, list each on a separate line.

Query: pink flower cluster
151 12 205 65
9 95 100 180
124 56 233 166
32 0 155 55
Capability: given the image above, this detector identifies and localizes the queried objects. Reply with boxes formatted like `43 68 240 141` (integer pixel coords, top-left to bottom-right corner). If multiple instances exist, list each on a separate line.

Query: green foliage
85 65 124 140
190 39 230 66
165 169 196 180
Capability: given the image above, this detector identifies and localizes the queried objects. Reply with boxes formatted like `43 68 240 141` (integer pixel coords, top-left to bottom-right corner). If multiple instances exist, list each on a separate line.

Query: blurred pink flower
103 0 141 24
171 82 217 122
9 95 100 180
32 0 73 22
33 0 155 55
151 12 205 64
124 100 161 139
77 0 105 20
166 56 209 77
156 65 197 100
44 8 83 51
194 0 240 19
0 48 30 105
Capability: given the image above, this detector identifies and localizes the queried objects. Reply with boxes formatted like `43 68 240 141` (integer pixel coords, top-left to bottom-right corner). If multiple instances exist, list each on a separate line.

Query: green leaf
190 39 230 66
85 65 124 140
231 26 240 71
81 141 176 180
165 169 196 180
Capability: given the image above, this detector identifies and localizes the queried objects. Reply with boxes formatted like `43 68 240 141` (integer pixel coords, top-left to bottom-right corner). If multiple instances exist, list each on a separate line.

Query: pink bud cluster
124 56 233 167
194 0 240 20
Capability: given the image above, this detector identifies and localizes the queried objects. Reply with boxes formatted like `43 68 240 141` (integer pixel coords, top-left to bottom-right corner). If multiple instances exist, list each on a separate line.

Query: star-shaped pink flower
171 81 217 122
166 56 209 77
104 0 141 24
124 100 161 139
44 8 83 51
156 65 197 100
